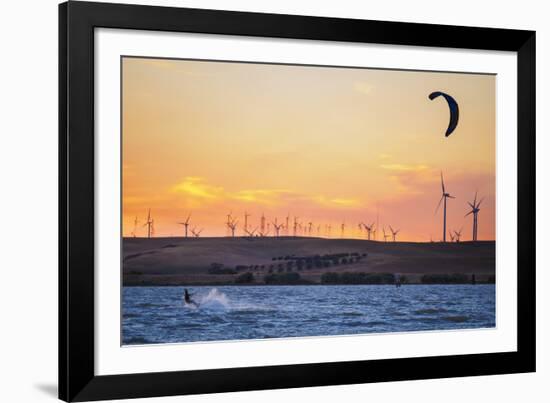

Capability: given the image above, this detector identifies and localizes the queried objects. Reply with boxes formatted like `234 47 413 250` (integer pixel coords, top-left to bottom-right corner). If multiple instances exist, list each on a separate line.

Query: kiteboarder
184 288 198 307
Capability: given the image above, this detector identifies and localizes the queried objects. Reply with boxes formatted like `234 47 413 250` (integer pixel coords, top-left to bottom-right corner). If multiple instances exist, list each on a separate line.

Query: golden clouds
172 177 224 199
172 176 363 210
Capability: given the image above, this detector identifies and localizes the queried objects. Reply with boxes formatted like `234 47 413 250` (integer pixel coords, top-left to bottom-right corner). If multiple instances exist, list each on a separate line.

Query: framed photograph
59 1 535 401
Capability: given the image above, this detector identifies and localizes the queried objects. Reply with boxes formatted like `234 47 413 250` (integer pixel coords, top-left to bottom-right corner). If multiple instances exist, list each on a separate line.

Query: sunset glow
122 57 496 241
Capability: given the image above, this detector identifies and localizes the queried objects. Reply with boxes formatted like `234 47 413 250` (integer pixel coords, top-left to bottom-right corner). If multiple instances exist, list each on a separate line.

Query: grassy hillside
122 237 495 286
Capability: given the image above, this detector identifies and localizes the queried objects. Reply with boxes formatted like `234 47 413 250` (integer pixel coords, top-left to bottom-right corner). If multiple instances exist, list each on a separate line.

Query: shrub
235 272 254 284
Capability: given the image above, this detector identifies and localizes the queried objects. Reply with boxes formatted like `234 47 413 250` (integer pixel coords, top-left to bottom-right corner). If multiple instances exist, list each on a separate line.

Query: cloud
172 177 224 199
380 163 437 196
353 81 373 95
172 176 364 210
232 189 292 205
312 196 361 208
380 164 429 172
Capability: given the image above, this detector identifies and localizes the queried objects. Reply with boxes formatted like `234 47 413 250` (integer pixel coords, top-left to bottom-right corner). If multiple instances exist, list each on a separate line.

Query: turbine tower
131 216 138 238
225 211 233 236
244 211 251 235
177 213 191 238
465 192 483 241
362 222 375 240
143 209 153 238
435 172 455 242
285 214 290 236
245 226 258 238
389 225 400 242
227 218 238 237
293 217 299 236
341 221 345 238
382 227 390 242
449 231 455 242
453 227 463 243
272 220 284 237
191 227 203 238
260 213 266 234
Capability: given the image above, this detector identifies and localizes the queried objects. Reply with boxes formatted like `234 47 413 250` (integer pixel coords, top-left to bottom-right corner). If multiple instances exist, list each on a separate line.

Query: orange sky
122 57 496 241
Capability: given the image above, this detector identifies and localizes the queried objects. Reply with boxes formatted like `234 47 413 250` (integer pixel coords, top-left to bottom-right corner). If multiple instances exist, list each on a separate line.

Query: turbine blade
477 197 484 208
448 195 456 199
440 172 445 193
465 211 473 217
435 195 444 214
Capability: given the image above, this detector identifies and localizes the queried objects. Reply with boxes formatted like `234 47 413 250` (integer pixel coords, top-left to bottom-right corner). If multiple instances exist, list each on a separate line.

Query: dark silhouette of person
184 288 198 307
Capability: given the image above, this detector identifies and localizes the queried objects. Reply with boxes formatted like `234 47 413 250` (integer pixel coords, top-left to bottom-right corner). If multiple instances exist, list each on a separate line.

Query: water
122 285 495 345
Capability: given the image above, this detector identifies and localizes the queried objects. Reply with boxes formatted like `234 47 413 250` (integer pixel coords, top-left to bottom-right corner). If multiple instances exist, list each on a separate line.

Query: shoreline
123 282 496 287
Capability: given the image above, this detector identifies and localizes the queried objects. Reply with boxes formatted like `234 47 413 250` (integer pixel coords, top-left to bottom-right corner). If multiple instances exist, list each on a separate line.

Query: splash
196 288 230 310
182 288 272 312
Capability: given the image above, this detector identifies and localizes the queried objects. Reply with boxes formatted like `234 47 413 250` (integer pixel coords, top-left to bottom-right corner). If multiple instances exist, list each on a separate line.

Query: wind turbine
272 221 284 237
341 221 345 238
285 214 290 236
245 226 258 238
449 231 455 242
382 227 390 242
131 216 138 238
177 213 191 238
465 192 483 241
191 227 203 238
260 213 266 234
435 172 455 242
362 222 375 240
389 225 400 242
225 211 233 236
308 222 313 236
143 209 153 239
293 217 300 236
454 227 463 243
244 211 251 235
227 219 238 237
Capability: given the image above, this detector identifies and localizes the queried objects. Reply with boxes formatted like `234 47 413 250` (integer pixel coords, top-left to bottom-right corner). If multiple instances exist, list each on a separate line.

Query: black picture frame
59 1 536 401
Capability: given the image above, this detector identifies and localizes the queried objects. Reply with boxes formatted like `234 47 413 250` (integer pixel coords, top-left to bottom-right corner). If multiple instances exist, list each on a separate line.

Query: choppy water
122 285 495 345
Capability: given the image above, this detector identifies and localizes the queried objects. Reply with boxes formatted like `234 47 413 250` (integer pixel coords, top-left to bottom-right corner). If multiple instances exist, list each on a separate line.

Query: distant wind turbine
435 172 455 242
382 227 390 242
177 213 191 238
245 226 258 238
453 227 463 243
389 225 400 242
191 227 203 238
272 221 284 237
362 222 375 240
227 219 238 237
465 192 484 241
143 209 153 239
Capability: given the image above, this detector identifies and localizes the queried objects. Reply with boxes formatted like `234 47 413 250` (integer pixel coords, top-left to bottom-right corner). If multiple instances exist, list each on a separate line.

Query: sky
122 57 496 241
